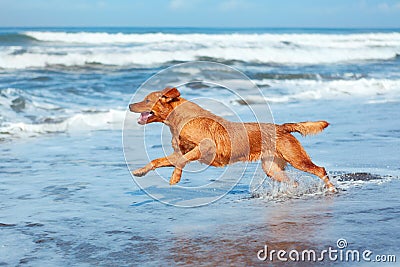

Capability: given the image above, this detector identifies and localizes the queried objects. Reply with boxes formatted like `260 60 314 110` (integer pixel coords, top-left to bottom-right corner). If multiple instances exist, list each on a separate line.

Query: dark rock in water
235 98 264 105
31 76 52 82
195 56 244 65
280 41 292 46
0 222 16 227
19 257 38 265
250 192 261 199
338 172 382 182
41 117 64 123
186 82 210 89
26 222 44 227
10 48 27 55
236 99 252 106
10 96 26 112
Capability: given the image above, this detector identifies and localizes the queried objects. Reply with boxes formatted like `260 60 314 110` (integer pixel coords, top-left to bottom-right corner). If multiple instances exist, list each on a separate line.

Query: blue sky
0 0 400 28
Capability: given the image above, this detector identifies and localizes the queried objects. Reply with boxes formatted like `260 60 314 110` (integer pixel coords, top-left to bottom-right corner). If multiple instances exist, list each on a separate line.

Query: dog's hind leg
262 157 298 187
169 146 201 185
278 135 337 192
290 159 336 192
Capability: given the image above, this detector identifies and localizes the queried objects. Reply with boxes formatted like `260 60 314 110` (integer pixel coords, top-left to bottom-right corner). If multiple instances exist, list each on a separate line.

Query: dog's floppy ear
161 87 180 102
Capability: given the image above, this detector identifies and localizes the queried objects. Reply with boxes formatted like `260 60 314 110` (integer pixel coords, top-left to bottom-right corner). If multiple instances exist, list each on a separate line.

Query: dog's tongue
138 112 152 125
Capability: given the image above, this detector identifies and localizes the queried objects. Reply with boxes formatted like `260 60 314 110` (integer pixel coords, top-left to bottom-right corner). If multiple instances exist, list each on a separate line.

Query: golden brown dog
129 87 337 192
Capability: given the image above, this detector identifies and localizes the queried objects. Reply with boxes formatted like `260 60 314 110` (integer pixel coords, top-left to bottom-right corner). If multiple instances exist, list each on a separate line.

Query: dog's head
129 87 181 125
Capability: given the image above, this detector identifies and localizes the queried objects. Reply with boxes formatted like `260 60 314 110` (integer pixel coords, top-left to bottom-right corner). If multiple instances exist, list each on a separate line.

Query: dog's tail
279 121 329 136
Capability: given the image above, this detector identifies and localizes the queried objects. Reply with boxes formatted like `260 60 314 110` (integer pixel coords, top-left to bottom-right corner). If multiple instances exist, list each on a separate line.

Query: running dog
129 87 337 192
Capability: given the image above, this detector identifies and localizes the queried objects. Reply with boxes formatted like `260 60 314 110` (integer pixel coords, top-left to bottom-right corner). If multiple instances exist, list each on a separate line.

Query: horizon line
1 26 400 30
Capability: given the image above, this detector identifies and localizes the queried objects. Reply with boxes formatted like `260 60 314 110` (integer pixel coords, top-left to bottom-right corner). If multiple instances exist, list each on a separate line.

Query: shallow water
1 101 399 266
1 131 399 266
1 27 400 266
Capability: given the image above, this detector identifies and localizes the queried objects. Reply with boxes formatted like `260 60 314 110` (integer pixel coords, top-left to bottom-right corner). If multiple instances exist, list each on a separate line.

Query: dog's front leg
169 146 201 185
132 152 180 177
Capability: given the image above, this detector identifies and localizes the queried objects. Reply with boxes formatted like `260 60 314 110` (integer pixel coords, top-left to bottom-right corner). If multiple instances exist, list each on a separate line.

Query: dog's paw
169 176 181 185
326 184 338 194
132 168 148 177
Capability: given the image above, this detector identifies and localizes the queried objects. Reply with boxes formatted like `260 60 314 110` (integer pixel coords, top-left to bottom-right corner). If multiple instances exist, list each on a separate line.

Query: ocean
0 27 399 266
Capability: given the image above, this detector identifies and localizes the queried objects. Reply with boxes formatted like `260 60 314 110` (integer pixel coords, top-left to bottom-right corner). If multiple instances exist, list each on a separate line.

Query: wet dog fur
129 87 336 192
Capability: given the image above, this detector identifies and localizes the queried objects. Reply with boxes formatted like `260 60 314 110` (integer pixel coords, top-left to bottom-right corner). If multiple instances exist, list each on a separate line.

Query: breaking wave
0 31 399 69
240 78 400 103
0 88 129 139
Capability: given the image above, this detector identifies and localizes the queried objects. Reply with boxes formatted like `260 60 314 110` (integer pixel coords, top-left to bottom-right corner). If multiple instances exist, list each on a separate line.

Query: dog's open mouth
137 111 154 125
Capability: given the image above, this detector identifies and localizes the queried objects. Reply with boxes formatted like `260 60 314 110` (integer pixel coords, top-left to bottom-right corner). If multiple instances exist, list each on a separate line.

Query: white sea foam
0 87 132 139
0 87 64 126
0 109 128 138
0 31 399 68
1 75 399 140
250 171 396 201
23 31 400 47
245 78 400 103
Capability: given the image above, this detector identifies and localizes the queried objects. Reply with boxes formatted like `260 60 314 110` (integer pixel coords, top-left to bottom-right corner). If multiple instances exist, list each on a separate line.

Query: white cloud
378 1 400 11
378 2 390 10
169 0 191 10
97 1 106 8
219 0 249 11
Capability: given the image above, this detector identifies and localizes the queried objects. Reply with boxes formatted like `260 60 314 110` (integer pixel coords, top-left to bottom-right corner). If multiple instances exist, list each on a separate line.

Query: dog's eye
145 99 150 103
